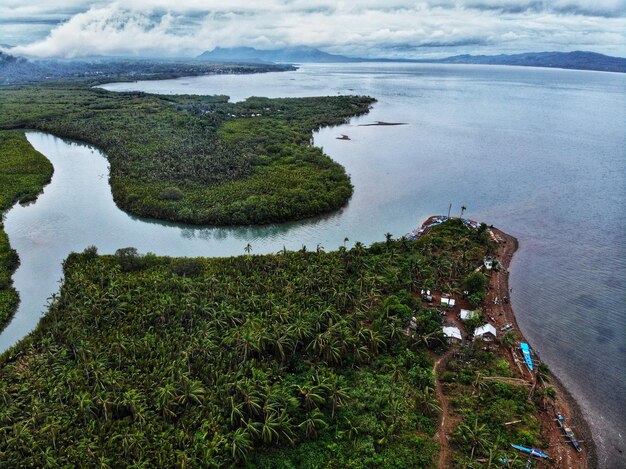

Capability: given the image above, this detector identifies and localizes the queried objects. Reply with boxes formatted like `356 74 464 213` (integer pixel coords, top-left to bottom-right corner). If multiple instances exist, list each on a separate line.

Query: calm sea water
2 64 625 466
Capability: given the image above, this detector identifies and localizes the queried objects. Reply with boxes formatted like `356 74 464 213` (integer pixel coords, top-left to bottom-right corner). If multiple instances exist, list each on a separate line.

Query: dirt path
434 349 454 468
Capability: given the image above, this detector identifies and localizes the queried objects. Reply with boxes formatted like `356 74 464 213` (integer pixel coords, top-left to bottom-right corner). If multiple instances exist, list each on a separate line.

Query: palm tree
384 232 393 246
298 409 327 438
502 331 516 347
536 363 550 385
296 384 326 410
460 206 467 218
471 372 489 397
230 428 252 461
244 243 252 254
415 386 441 416
457 419 491 459
328 381 350 418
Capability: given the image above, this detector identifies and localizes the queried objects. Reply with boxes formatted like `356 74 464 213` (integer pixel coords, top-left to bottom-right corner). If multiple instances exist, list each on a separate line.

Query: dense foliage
0 130 53 328
0 220 491 467
0 85 375 225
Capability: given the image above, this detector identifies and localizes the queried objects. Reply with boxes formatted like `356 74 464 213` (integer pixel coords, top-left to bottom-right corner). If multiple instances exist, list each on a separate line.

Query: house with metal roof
473 324 497 341
442 326 462 344
459 309 478 321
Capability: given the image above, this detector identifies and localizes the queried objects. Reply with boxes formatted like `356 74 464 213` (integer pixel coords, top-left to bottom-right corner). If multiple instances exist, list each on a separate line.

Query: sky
1 0 625 59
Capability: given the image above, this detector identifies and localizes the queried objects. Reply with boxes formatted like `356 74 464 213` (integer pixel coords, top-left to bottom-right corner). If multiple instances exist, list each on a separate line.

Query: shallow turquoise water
3 63 625 466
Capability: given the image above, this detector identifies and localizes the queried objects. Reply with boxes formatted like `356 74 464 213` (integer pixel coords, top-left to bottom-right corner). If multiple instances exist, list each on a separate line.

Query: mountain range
197 47 626 73
196 46 362 63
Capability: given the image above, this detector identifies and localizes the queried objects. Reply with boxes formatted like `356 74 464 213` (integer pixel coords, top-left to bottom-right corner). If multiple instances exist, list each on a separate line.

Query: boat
520 342 534 371
511 444 550 459
556 411 582 452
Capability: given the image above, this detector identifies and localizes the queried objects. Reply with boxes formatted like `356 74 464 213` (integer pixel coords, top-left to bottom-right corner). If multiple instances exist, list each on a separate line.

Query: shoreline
491 226 597 468
418 216 597 467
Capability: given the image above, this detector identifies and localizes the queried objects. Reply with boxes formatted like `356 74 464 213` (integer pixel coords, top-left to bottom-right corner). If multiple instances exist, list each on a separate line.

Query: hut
473 324 497 342
459 309 477 322
442 326 462 344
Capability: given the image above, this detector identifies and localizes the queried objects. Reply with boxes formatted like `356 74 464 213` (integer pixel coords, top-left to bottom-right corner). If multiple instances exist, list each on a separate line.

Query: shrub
115 247 145 272
160 186 184 201
82 245 98 259
171 258 204 277
463 272 487 296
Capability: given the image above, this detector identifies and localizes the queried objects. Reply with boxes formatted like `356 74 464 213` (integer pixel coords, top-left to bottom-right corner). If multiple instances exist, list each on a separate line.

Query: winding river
2 63 625 466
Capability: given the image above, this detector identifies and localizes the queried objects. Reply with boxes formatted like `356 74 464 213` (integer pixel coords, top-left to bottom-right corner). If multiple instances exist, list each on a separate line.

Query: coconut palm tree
298 409 327 438
502 331 516 347
385 232 393 246
230 427 252 461
457 419 491 459
536 363 550 385
415 386 441 416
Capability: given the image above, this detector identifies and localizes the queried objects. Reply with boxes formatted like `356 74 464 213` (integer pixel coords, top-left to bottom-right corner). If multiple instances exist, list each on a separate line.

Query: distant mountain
0 51 24 65
197 47 625 73
197 46 364 63
429 51 626 73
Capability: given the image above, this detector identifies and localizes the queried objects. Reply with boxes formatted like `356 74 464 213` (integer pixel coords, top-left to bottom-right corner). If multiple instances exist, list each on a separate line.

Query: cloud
6 1 626 59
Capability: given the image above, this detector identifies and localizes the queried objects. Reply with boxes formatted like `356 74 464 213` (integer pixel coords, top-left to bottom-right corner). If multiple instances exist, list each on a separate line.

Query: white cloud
6 1 626 58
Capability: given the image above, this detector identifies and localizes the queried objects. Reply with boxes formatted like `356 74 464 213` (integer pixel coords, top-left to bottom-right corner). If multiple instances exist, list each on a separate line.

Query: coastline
418 216 596 467
491 226 597 468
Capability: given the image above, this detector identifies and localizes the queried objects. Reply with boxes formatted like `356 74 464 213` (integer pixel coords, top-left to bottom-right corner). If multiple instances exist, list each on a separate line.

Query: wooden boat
555 411 582 452
511 443 550 459
520 342 534 371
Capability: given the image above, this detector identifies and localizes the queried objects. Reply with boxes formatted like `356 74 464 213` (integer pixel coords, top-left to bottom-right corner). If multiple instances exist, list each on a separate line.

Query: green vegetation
0 130 53 329
443 346 543 467
0 85 374 225
0 219 491 467
463 271 488 307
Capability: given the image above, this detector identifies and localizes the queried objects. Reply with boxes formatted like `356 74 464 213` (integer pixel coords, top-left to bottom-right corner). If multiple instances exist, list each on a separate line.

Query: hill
197 46 364 63
429 51 626 73
197 47 626 72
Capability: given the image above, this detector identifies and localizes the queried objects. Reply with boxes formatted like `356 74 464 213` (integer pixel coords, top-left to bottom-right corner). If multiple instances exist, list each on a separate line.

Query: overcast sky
1 0 625 58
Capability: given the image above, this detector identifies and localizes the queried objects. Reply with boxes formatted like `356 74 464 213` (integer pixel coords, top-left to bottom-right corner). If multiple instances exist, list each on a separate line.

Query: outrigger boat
555 411 582 452
520 342 534 371
511 444 550 459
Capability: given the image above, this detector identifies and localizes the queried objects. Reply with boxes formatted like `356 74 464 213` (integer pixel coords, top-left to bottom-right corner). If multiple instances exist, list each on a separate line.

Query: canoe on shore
520 342 534 371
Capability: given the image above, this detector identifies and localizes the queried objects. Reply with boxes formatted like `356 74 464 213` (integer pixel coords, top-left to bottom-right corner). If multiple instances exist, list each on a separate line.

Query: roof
474 324 497 337
442 326 462 340
460 309 475 320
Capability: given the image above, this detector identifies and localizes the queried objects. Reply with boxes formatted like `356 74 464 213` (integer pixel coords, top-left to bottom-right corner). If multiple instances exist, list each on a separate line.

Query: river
2 63 625 466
